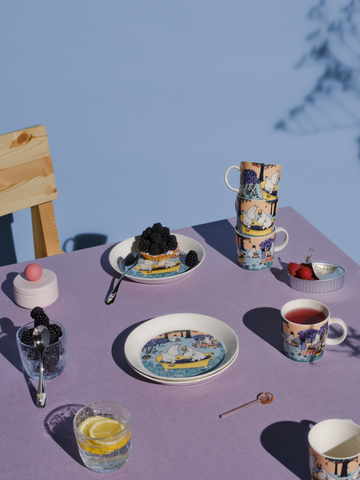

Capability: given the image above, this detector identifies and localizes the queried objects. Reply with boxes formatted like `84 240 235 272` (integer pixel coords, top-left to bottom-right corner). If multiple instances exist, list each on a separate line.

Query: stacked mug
224 162 289 271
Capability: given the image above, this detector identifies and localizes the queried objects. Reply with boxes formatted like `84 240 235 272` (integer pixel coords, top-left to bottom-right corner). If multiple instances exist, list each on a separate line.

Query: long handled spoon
32 326 50 408
219 392 274 419
105 251 140 305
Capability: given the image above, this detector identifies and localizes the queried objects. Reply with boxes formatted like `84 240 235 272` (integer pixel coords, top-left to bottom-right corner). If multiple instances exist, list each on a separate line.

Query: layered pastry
137 223 179 261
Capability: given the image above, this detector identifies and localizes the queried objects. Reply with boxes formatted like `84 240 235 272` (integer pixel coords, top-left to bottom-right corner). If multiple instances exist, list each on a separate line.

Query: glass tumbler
16 320 68 380
73 402 132 473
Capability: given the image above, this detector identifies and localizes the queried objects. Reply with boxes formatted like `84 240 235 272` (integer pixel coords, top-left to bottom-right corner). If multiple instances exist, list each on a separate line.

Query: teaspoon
105 251 140 305
32 325 50 408
220 392 274 419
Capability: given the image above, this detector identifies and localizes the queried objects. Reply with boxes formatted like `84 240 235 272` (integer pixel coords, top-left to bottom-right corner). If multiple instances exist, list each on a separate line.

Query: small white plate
124 313 239 384
109 234 205 284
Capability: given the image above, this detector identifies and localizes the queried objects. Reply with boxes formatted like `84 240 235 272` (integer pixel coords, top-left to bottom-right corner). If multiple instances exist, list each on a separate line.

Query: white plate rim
109 234 205 284
124 313 239 382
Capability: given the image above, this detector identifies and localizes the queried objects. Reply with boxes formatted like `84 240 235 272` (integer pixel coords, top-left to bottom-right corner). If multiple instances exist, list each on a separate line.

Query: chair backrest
0 125 63 259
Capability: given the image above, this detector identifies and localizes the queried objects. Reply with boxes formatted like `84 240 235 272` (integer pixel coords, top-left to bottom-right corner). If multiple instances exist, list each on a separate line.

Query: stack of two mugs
224 162 289 272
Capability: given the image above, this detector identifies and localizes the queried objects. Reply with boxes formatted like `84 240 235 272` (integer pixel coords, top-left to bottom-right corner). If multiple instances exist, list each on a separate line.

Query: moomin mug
280 299 347 363
225 162 282 199
234 226 288 271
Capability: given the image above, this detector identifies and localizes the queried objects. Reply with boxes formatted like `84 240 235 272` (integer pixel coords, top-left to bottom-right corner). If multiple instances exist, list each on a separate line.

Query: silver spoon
219 392 274 419
105 251 140 305
32 325 50 409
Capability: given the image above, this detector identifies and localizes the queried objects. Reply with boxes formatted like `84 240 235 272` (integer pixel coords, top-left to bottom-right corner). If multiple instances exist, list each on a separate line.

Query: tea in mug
285 308 327 325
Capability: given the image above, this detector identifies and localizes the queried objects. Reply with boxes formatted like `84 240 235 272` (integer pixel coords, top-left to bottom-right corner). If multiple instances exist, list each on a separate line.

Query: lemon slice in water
79 416 130 454
89 417 124 438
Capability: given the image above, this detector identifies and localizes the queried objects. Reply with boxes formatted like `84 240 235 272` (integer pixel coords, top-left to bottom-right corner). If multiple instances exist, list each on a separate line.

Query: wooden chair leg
31 202 64 259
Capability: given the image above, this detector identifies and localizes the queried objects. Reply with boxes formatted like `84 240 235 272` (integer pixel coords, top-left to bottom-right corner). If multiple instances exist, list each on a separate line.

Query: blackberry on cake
167 235 178 251
137 223 179 261
162 227 170 238
142 227 152 239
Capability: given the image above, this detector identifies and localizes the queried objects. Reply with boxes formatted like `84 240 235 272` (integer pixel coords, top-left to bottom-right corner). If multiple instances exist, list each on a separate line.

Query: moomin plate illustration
140 329 225 379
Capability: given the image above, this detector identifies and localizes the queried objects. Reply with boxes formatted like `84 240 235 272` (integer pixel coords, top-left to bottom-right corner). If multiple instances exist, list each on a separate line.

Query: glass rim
16 319 66 347
73 401 131 440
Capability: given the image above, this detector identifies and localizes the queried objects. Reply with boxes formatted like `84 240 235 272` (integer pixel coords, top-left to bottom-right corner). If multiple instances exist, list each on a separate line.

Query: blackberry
167 235 178 251
30 306 50 327
150 232 162 245
48 324 63 345
20 327 35 346
149 243 161 256
185 250 199 268
138 223 177 257
141 227 152 239
161 240 169 254
152 223 163 233
161 227 170 238
139 239 151 253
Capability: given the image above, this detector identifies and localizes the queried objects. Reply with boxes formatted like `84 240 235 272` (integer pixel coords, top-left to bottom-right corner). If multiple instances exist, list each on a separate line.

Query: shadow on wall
63 233 108 252
0 217 108 265
0 214 17 267
276 0 360 158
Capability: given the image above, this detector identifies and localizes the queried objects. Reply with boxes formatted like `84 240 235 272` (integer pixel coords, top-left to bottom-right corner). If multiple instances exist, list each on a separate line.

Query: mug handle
274 227 289 252
224 166 241 192
326 318 347 345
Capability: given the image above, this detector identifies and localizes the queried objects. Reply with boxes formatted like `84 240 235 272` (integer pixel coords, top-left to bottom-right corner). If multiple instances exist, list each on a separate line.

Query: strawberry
297 266 313 280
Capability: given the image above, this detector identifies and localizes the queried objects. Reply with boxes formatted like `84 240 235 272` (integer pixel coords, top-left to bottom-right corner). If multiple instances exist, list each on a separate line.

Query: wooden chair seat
0 125 63 259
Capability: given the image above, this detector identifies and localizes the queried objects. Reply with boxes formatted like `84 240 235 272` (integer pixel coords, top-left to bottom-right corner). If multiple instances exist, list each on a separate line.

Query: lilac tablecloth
1 207 359 479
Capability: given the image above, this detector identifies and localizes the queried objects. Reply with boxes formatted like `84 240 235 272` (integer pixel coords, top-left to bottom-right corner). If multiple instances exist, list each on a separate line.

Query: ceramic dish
129 351 238 386
124 313 239 384
288 262 347 294
109 234 205 284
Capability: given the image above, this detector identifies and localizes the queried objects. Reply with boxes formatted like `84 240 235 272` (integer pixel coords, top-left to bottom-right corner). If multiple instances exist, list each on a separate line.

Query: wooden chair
0 125 63 259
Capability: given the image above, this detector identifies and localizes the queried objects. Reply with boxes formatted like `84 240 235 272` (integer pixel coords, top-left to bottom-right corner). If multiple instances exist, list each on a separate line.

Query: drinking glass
73 402 132 473
16 320 68 380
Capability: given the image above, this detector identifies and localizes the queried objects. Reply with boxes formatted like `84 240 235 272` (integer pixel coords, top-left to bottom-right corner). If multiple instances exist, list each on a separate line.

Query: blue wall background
1 0 360 266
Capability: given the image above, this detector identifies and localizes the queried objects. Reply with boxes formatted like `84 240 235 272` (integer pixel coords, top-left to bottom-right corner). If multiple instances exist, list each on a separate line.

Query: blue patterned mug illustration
234 226 288 271
225 162 282 200
235 196 278 236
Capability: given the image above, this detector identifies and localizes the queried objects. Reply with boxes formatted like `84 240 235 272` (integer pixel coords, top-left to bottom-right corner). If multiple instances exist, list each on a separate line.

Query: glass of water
73 402 132 473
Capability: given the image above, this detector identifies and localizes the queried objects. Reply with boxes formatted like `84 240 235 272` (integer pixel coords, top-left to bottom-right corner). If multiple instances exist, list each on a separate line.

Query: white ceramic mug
309 419 360 479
